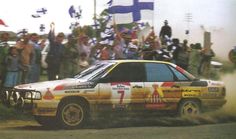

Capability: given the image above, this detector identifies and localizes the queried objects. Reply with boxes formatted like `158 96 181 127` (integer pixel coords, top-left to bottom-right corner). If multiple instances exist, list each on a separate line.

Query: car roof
101 60 173 65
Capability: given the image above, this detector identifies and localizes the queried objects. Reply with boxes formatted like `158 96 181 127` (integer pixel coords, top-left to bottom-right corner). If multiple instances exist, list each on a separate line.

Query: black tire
178 99 201 117
57 99 88 129
34 116 57 127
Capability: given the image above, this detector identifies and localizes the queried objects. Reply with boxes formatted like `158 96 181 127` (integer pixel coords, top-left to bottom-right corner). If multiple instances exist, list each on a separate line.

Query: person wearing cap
46 22 65 80
159 20 172 45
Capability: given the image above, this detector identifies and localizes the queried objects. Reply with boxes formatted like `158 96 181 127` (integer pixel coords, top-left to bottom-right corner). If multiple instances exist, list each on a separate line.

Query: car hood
14 78 85 91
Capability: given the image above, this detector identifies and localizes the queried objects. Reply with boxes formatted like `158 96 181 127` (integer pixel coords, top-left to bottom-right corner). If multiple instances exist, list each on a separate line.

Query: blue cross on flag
108 0 154 24
37 8 47 14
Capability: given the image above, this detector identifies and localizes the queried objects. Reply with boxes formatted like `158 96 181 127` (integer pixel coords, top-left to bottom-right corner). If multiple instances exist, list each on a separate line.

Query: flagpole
94 0 98 38
94 0 96 20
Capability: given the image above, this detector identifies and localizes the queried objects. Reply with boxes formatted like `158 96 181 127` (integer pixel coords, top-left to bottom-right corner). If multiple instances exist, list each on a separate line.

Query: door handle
133 85 143 88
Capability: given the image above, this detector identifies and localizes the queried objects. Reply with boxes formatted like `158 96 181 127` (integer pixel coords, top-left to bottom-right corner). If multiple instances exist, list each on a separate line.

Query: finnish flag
108 0 154 24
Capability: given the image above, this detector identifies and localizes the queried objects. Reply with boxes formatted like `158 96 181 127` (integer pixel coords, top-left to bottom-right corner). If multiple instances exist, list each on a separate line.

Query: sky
0 0 236 60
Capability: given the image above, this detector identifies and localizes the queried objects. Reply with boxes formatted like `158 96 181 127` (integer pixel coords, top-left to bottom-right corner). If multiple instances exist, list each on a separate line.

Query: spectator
4 47 21 88
90 43 103 63
167 38 181 64
127 40 139 59
46 22 65 80
60 35 79 78
199 44 215 77
28 33 41 83
112 37 125 59
77 35 91 59
176 39 190 70
77 52 89 73
188 43 202 77
100 44 110 60
159 20 172 45
0 32 10 88
15 34 34 84
39 39 47 49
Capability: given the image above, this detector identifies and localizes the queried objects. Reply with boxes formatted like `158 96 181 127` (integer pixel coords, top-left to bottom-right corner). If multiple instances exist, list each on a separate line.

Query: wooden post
204 31 211 51
202 31 212 78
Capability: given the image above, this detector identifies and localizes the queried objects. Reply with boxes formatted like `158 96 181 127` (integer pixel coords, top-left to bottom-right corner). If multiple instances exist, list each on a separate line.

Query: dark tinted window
145 63 174 82
106 63 145 82
169 66 189 81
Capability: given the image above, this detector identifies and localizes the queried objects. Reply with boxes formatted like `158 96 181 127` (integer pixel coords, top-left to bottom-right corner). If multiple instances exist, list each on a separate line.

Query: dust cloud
216 71 236 117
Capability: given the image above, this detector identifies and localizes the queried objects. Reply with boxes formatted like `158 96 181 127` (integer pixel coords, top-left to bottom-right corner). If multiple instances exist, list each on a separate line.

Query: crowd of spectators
0 21 215 89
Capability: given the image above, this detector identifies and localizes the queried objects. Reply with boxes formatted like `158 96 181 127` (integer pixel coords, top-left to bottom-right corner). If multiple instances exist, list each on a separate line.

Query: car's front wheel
178 99 201 117
57 99 88 129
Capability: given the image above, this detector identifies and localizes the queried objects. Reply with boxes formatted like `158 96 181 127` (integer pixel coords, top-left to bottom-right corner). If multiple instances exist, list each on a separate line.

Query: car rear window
145 63 174 82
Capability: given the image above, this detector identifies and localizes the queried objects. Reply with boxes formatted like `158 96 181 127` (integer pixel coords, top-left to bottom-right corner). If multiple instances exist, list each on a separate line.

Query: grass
0 104 33 121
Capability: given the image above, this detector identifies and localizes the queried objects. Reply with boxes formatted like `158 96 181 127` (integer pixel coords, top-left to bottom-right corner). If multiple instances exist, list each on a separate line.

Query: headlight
25 91 42 100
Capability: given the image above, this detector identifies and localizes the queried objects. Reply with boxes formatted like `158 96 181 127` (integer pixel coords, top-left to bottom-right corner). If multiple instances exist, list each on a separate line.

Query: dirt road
0 120 236 139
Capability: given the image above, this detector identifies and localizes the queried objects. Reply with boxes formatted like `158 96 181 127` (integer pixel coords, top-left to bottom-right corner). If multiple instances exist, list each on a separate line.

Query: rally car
0 60 226 129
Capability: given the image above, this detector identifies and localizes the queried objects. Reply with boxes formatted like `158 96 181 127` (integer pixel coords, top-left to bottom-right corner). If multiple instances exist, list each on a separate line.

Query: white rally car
0 60 226 129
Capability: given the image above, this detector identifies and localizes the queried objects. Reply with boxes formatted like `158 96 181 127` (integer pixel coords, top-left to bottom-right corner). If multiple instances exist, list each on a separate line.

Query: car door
98 62 146 111
168 65 202 99
143 63 183 110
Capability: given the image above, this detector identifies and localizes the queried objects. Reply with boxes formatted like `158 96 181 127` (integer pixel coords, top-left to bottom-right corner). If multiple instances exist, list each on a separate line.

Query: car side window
169 66 189 81
105 63 145 82
145 63 174 82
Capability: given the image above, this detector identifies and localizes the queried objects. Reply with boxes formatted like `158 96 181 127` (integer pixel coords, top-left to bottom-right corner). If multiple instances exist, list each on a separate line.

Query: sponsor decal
65 90 80 93
54 82 95 91
181 87 201 97
111 82 131 108
163 89 182 98
182 91 200 97
43 88 54 100
146 84 166 109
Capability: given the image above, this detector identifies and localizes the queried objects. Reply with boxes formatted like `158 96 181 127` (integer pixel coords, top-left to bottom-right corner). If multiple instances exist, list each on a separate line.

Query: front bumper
0 88 41 110
1 88 59 116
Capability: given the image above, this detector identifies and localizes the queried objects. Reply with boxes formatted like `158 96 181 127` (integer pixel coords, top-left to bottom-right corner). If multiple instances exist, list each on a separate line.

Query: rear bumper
201 98 227 110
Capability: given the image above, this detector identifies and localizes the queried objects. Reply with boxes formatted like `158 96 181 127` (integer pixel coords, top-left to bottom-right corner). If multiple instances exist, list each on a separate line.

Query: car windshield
74 61 116 81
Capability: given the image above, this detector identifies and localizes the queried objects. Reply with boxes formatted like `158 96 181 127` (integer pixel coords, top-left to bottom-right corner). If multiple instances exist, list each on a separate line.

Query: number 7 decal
118 90 125 104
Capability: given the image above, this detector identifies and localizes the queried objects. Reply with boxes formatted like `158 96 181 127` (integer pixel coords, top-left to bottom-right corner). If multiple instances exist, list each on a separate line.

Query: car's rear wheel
57 99 88 129
34 116 57 127
178 100 201 117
